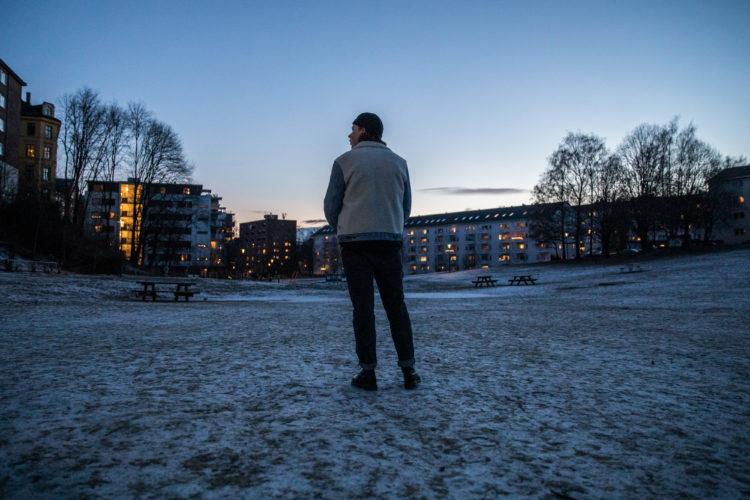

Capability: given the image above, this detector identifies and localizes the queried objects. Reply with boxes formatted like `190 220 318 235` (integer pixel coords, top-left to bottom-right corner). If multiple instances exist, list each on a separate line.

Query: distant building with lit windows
709 165 750 245
85 179 234 274
311 204 573 275
237 214 296 277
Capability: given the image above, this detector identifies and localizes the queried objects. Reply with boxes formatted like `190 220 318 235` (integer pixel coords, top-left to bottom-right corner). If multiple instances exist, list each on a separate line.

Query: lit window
740 196 745 204
45 125 52 138
26 145 35 158
43 146 51 159
183 187 190 195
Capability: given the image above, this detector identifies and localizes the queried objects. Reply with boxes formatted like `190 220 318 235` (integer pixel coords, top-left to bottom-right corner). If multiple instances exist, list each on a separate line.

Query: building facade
237 214 296 277
85 179 234 274
0 58 26 202
311 204 572 275
709 165 750 245
18 94 61 200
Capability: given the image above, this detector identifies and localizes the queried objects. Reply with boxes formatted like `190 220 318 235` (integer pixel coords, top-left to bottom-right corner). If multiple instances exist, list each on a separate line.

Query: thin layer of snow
1 249 749 498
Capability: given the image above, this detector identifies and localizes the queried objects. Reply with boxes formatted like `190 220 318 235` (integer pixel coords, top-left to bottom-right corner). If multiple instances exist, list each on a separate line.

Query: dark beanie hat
352 112 383 139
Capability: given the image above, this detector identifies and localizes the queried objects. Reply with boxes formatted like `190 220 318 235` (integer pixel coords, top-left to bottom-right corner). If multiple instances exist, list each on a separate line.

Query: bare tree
592 154 628 256
532 149 570 260
564 133 607 258
88 102 129 248
59 88 106 225
617 121 676 251
671 124 722 247
124 102 192 264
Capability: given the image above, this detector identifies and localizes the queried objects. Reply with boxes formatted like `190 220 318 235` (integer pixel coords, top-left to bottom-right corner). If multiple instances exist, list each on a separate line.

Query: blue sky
2 0 748 226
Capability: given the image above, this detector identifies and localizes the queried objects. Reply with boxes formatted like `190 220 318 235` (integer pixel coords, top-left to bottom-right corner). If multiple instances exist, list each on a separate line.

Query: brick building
0 58 26 202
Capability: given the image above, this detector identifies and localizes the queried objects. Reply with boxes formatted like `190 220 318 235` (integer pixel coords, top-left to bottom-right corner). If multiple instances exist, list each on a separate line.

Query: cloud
303 219 328 224
420 187 528 196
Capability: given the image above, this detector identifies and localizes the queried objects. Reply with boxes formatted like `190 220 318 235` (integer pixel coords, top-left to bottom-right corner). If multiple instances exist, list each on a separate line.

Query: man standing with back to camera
324 112 420 391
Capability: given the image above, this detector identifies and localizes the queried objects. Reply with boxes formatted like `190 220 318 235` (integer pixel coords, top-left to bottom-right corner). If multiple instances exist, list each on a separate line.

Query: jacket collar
353 141 389 150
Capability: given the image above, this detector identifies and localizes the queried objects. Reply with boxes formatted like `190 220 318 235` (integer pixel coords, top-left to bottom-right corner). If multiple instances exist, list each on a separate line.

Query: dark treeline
1 87 192 272
532 119 746 258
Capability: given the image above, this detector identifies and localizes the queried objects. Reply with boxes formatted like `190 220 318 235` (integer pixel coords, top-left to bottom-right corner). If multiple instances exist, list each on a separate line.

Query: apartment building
311 204 567 275
18 93 61 200
85 179 234 274
0 59 25 202
237 214 296 276
709 165 750 245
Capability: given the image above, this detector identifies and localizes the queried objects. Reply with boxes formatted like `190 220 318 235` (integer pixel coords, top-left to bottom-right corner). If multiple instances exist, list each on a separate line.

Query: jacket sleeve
403 165 412 222
324 161 345 230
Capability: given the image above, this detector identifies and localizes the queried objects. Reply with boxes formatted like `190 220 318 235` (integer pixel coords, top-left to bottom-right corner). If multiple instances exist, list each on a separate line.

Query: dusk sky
2 1 748 227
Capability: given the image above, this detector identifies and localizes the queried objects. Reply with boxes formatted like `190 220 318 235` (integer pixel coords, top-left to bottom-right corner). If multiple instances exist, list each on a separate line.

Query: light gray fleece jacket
324 141 412 242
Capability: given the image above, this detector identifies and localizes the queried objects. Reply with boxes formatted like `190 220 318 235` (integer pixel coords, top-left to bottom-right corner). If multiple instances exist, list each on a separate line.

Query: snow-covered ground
1 250 749 498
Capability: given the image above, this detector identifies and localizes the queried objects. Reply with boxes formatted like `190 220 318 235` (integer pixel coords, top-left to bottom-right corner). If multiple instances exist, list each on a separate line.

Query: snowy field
1 250 749 499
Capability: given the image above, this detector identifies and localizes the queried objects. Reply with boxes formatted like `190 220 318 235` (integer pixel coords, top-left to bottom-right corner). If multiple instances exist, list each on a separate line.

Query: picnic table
472 275 498 287
134 281 199 302
508 275 537 285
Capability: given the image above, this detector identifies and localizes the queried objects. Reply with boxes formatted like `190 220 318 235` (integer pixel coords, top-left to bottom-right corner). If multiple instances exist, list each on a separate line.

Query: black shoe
351 369 377 391
402 367 421 390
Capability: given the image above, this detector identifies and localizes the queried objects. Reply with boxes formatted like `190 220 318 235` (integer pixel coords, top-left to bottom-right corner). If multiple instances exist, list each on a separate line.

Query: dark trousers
340 241 415 370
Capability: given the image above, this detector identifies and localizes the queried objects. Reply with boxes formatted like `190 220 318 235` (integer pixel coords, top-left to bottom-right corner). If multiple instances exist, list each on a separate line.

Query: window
183 187 190 195
43 146 51 160
420 237 428 243
42 168 49 181
0 94 6 108
44 106 52 117
0 70 6 85
26 145 35 158
0 142 3 155
45 125 52 138
0 117 4 132
27 123 36 136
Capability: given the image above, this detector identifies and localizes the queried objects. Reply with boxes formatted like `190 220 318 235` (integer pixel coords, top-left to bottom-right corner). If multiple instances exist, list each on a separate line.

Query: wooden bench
134 281 199 302
472 275 498 287
508 275 537 286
